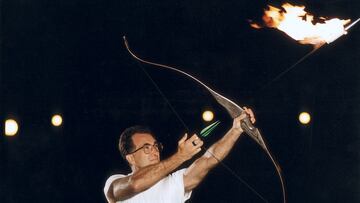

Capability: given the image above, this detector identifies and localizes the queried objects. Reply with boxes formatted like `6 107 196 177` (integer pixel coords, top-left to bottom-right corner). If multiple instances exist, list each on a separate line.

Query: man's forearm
203 128 243 168
131 153 185 191
183 128 243 191
184 111 254 191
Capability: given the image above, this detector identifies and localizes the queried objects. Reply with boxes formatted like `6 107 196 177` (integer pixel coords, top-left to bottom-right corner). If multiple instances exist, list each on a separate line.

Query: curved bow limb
123 36 287 203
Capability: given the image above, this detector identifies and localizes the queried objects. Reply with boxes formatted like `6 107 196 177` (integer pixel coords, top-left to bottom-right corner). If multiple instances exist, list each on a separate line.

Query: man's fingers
188 134 200 142
187 134 203 152
251 117 256 124
178 133 188 145
192 148 202 156
195 140 204 148
247 109 256 123
243 107 256 124
238 113 247 120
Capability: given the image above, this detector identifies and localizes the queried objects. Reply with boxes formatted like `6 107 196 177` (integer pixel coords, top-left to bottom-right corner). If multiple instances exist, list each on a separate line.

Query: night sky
1 0 359 202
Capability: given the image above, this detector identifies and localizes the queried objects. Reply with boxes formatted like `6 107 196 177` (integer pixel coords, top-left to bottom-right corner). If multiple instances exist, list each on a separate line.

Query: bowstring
139 64 190 132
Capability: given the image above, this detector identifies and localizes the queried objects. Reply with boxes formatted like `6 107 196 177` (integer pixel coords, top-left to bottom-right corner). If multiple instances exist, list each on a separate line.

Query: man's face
127 133 161 169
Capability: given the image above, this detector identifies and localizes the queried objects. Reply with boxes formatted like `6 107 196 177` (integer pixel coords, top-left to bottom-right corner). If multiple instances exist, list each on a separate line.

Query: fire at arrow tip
345 17 360 31
250 3 354 46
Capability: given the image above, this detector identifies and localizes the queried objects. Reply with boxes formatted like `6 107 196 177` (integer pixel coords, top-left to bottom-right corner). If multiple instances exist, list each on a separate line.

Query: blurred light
202 110 214 122
51 114 63 127
299 112 311 124
5 119 19 136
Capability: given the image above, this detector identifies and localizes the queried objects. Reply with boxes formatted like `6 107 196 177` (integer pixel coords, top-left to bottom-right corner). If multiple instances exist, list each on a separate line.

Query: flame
250 3 351 45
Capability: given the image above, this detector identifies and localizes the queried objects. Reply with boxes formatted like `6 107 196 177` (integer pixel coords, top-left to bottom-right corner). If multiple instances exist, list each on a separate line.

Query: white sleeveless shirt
104 169 192 203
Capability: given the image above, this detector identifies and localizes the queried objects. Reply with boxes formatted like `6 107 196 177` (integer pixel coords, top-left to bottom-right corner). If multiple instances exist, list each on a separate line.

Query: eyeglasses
128 142 163 154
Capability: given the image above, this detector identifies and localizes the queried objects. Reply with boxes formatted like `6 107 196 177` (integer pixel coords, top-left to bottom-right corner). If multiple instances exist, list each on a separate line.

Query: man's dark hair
118 125 154 159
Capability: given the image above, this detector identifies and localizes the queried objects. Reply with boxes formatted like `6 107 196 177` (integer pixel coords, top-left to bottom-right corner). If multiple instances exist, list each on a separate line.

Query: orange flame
250 3 351 46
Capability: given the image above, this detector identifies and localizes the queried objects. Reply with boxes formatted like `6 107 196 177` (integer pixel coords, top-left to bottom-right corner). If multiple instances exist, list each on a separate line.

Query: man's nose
149 146 159 154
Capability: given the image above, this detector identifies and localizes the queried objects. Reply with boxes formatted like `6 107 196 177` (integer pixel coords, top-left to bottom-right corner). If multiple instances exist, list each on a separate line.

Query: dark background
1 0 359 202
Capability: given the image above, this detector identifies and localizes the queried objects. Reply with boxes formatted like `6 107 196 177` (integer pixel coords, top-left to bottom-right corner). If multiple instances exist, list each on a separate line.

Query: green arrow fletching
200 120 220 137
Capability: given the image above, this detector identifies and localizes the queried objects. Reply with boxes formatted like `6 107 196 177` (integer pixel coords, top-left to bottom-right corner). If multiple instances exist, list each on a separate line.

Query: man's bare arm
184 108 255 191
107 134 203 202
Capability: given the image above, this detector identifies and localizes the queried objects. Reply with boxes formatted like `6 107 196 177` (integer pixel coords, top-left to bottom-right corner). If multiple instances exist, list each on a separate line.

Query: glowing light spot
5 119 19 136
202 111 214 122
51 114 63 127
299 112 311 124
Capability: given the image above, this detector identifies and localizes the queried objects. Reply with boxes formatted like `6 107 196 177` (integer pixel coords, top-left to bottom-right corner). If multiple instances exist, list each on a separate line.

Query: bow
123 36 287 203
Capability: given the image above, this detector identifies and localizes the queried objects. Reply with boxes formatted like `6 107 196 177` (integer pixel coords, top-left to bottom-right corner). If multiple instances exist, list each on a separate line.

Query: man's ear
126 154 135 165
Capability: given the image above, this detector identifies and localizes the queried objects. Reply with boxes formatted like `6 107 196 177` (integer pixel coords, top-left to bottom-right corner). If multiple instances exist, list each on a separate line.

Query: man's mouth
149 157 159 162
